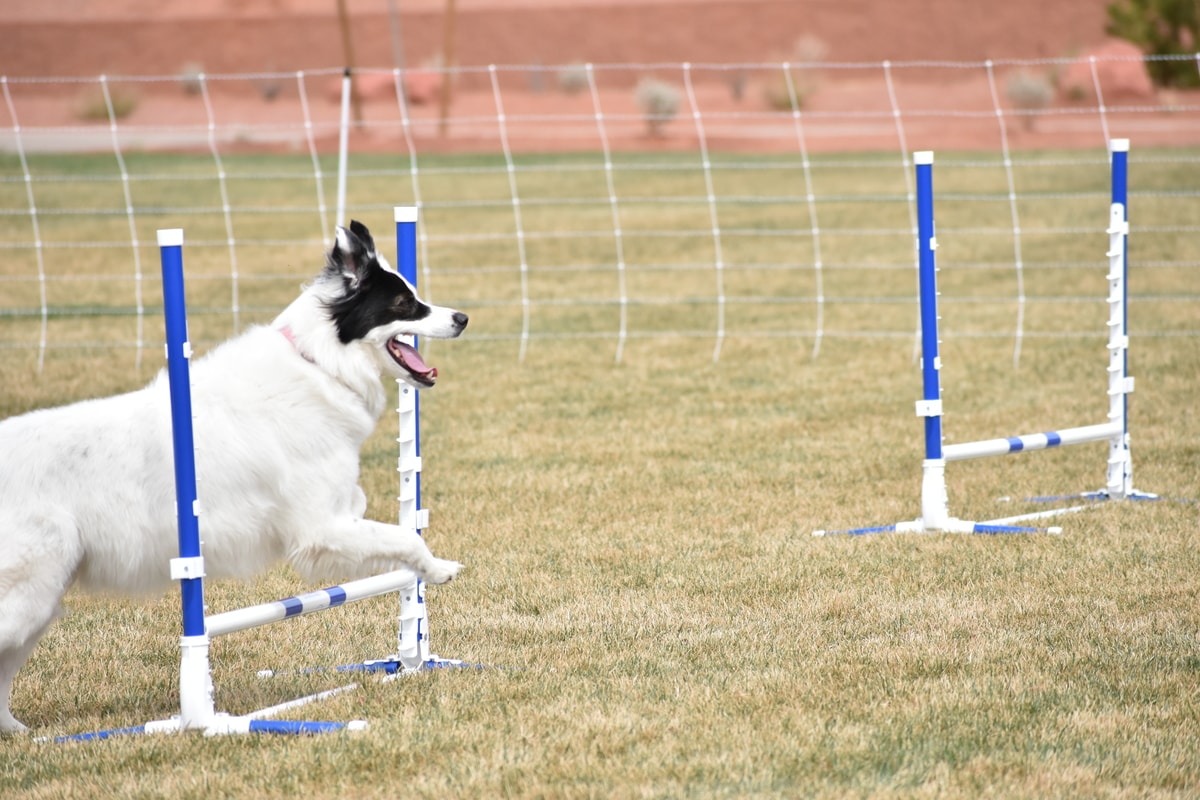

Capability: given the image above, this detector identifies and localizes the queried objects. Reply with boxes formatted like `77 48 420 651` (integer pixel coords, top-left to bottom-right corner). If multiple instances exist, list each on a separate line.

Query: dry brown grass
1 149 1198 798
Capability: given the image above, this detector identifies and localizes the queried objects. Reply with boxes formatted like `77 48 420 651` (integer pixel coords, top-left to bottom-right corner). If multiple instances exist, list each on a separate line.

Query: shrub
557 63 590 95
727 70 748 102
178 63 204 96
763 35 828 112
634 77 680 137
1005 69 1054 129
1106 0 1200 87
76 85 138 122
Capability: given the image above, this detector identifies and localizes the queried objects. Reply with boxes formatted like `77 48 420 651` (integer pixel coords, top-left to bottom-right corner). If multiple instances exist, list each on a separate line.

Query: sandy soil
0 0 1195 154
1 0 1117 76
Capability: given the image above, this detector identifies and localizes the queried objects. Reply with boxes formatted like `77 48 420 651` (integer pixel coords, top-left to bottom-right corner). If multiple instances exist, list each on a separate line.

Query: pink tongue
392 339 437 379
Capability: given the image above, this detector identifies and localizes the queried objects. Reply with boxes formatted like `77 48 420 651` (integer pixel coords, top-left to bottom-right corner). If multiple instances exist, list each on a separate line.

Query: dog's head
323 220 467 388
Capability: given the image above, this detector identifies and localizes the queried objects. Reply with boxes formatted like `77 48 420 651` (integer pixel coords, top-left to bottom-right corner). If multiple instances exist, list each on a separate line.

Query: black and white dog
0 221 467 733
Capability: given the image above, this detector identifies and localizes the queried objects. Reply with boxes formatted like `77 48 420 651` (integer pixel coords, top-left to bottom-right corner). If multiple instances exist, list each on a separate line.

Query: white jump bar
205 569 419 638
942 421 1121 462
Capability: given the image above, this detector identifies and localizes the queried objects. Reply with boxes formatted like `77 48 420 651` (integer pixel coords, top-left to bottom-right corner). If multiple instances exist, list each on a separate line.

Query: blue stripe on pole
1110 141 1130 441
248 720 346 735
282 597 304 618
396 213 418 285
159 232 206 640
395 209 423 530
1046 431 1062 447
914 155 944 461
1111 143 1127 207
1006 437 1024 452
327 587 348 607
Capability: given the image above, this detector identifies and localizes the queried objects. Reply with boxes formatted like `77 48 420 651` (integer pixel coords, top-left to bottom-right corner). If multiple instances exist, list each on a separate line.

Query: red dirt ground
1 0 1196 154
0 0 1120 76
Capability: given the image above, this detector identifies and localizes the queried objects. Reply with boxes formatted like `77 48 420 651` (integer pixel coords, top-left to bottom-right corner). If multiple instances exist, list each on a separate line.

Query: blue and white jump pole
254 207 472 681
814 140 1155 537
156 228 214 728
389 206 473 674
247 209 463 678
155 228 367 736
394 206 431 669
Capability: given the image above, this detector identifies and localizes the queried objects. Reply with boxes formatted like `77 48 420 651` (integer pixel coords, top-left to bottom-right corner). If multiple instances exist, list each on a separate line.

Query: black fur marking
348 220 375 255
324 223 432 344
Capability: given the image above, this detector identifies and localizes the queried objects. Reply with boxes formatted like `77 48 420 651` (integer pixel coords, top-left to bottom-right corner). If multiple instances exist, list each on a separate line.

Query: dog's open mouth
388 338 438 387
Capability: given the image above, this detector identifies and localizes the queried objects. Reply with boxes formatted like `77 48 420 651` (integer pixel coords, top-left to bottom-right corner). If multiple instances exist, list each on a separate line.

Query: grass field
1 148 1198 798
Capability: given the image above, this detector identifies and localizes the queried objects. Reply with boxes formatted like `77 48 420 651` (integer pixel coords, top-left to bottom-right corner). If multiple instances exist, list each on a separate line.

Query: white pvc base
149 681 369 737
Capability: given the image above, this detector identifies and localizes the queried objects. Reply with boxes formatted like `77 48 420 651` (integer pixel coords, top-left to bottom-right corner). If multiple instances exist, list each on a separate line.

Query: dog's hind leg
0 513 79 734
0 616 59 734
286 518 462 585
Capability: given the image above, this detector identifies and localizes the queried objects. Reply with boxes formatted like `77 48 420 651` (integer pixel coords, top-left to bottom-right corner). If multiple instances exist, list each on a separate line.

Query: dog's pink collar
279 325 315 364
278 326 370 408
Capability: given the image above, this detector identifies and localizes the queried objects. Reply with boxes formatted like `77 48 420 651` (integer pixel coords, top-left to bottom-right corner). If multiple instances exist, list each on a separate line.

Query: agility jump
53 208 466 741
815 139 1156 537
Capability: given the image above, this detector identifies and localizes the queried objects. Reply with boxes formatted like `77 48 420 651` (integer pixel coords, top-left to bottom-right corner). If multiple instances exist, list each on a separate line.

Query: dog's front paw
422 558 463 585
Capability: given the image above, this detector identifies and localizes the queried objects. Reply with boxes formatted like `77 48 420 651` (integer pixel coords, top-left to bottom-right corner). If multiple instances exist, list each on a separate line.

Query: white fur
0 251 466 733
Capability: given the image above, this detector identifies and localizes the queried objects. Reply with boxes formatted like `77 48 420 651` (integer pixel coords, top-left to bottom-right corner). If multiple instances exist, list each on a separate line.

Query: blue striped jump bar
205 569 420 638
941 421 1120 463
281 587 346 617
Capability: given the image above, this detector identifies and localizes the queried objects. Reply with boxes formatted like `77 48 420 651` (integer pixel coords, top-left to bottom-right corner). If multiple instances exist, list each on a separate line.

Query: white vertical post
681 62 727 364
881 61 920 363
395 377 428 668
487 64 531 362
919 460 950 532
780 61 826 361
178 636 215 730
1105 203 1129 499
0 77 48 372
984 59 1029 369
1106 139 1132 499
296 70 332 246
1087 57 1114 148
336 68 352 228
198 72 240 335
396 381 421 534
391 68 431 292
585 63 630 365
395 206 430 669
100 74 145 368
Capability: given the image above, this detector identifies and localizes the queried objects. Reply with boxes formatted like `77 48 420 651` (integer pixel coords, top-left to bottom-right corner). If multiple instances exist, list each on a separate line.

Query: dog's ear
330 223 375 288
348 220 376 256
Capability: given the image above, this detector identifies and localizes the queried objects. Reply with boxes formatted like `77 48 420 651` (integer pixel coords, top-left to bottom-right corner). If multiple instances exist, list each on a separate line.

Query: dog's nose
453 311 469 329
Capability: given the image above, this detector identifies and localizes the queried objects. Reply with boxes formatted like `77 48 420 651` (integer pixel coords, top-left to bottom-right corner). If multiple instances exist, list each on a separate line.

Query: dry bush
633 77 681 136
1005 68 1055 130
764 35 829 111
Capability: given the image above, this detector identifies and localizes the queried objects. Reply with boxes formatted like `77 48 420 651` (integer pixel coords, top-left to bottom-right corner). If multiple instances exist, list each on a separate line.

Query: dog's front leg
287 518 462 585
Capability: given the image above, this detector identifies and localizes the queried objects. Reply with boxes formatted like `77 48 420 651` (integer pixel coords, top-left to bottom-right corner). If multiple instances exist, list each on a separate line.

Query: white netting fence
1 55 1198 366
